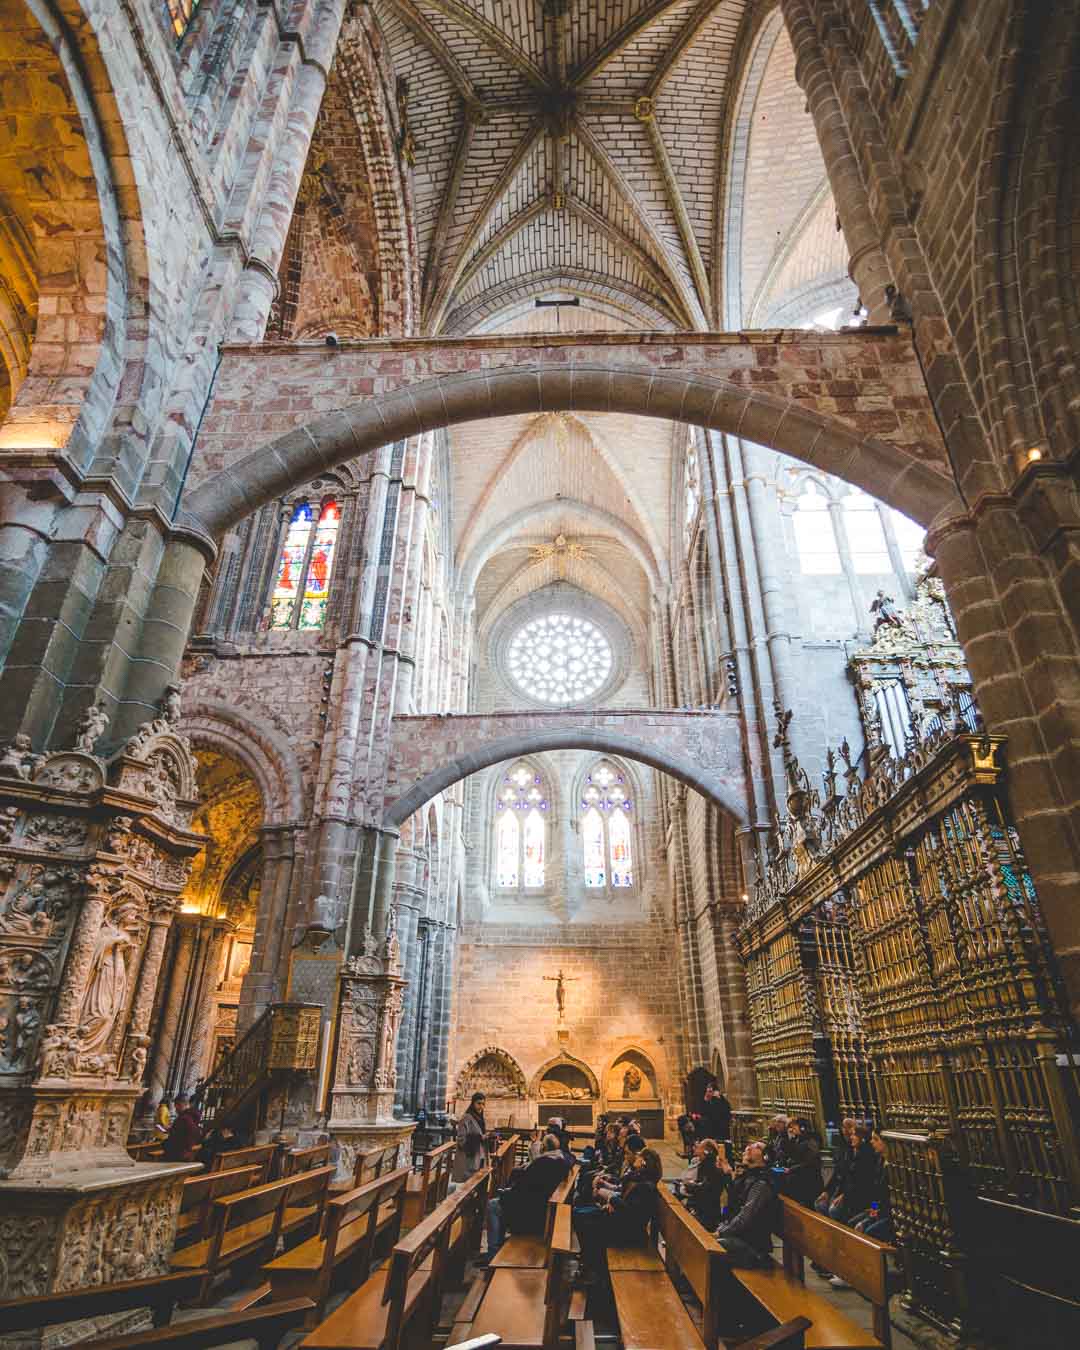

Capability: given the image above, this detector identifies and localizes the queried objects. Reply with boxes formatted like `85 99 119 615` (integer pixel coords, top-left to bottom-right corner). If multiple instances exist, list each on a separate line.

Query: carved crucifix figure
543 968 579 1022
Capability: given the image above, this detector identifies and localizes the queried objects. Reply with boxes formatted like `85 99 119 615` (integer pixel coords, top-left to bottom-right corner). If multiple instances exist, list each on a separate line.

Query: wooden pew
330 1141 400 1196
263 1166 412 1319
453 1202 582 1350
210 1141 277 1182
171 1165 335 1302
489 1134 519 1189
609 1188 707 1350
82 1298 316 1350
127 1139 165 1162
729 1196 892 1350
0 1272 207 1340
489 1164 578 1269
402 1138 455 1228
615 1184 726 1348
737 1319 813 1349
300 1168 490 1350
283 1141 332 1176
175 1164 264 1247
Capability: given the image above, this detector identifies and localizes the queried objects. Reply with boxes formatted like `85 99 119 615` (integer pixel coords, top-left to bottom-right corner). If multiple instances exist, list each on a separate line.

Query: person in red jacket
163 1095 202 1162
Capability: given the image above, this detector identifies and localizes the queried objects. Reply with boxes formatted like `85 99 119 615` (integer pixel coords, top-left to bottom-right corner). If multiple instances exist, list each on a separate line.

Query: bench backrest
179 1164 264 1236
128 1139 165 1160
382 1168 490 1349
490 1134 519 1188
0 1271 209 1335
542 1203 577 1350
283 1163 335 1221
351 1142 399 1187
211 1142 277 1181
657 1186 726 1347
283 1142 331 1176
779 1197 893 1307
416 1139 456 1214
321 1165 411 1288
543 1164 578 1243
206 1172 304 1265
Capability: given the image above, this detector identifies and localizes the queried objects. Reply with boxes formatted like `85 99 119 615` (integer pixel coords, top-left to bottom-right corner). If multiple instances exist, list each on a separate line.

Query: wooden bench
82 1298 316 1350
330 1141 400 1195
0 1271 208 1341
730 1197 893 1350
489 1164 578 1269
172 1165 335 1301
127 1139 166 1162
175 1164 264 1247
453 1203 582 1350
263 1165 412 1319
210 1141 277 1182
608 1187 710 1350
738 1319 814 1349
489 1133 520 1189
283 1141 332 1176
301 1168 490 1350
403 1138 455 1228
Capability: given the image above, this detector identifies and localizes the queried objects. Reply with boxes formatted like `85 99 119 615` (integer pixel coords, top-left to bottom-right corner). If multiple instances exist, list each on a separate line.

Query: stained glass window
581 760 633 890
506 613 612 705
583 808 606 888
495 761 548 890
167 0 201 40
270 497 339 631
684 439 701 553
298 499 340 630
270 502 314 629
496 810 519 889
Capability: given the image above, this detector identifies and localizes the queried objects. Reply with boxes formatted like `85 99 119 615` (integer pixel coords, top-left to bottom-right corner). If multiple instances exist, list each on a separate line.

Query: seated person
782 1117 824 1207
680 1138 726 1230
815 1117 856 1218
763 1114 791 1168
163 1095 202 1163
848 1130 892 1240
714 1141 779 1267
198 1121 247 1167
574 1146 662 1278
485 1134 572 1258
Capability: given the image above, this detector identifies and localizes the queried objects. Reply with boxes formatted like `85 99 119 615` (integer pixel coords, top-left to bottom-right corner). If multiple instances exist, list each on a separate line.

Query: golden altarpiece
736 578 1080 1333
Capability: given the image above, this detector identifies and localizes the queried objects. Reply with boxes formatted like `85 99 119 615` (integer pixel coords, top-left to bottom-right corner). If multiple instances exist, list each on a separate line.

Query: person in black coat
816 1117 858 1219
714 1142 779 1266
701 1083 733 1142
574 1147 662 1277
485 1134 572 1258
682 1138 727 1230
781 1118 824 1207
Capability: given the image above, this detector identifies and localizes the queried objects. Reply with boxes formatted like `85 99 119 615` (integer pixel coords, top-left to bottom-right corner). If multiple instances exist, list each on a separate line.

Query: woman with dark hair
783 1117 823 1207
454 1091 488 1181
682 1138 727 1229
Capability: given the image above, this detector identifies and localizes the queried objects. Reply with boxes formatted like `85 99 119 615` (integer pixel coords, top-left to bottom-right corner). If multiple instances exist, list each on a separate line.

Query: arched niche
605 1046 665 1139
453 1046 529 1126
532 1053 600 1130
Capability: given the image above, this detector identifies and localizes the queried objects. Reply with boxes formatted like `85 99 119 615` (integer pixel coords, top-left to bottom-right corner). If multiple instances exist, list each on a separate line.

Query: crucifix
543 968 579 1024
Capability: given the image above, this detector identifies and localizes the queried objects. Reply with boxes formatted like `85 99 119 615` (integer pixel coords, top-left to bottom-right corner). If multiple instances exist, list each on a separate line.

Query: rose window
506 613 613 705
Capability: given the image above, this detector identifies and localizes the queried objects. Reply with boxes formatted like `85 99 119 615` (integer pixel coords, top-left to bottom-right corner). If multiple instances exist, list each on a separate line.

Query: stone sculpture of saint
79 916 135 1055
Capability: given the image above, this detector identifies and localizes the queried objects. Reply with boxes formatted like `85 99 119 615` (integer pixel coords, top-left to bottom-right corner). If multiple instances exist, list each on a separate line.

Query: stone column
124 907 173 1085
708 904 758 1106
780 0 893 323
240 825 298 1029
182 919 231 1096
147 919 197 1107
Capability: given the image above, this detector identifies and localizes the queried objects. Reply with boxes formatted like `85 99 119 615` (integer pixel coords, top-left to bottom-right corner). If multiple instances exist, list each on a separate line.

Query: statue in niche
622 1065 643 1097
1 871 62 937
14 996 41 1068
79 914 136 1057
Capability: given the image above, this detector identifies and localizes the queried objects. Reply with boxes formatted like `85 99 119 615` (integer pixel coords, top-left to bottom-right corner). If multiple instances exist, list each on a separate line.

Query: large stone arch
177 696 306 827
382 716 747 829
182 333 961 539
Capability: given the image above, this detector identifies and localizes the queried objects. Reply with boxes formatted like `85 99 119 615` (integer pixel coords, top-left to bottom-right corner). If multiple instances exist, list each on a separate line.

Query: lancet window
793 480 842 575
495 762 549 891
269 498 341 631
167 0 201 40
581 761 634 890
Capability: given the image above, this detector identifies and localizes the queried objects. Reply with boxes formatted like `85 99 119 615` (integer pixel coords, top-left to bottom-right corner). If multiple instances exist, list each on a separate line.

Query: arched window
890 509 926 574
793 481 841 575
581 761 634 890
269 498 340 631
843 490 891 573
683 439 701 554
495 762 549 891
167 1 201 40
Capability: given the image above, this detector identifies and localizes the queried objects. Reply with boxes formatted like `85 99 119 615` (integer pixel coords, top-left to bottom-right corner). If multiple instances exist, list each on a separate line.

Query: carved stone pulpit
324 923 413 1179
0 715 204 1304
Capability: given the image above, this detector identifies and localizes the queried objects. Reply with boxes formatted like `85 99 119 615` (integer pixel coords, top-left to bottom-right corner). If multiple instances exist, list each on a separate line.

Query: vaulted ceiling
373 0 751 334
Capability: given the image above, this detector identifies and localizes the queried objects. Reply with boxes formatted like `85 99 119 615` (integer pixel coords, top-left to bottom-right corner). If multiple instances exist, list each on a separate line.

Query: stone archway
182 332 962 538
382 713 747 830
